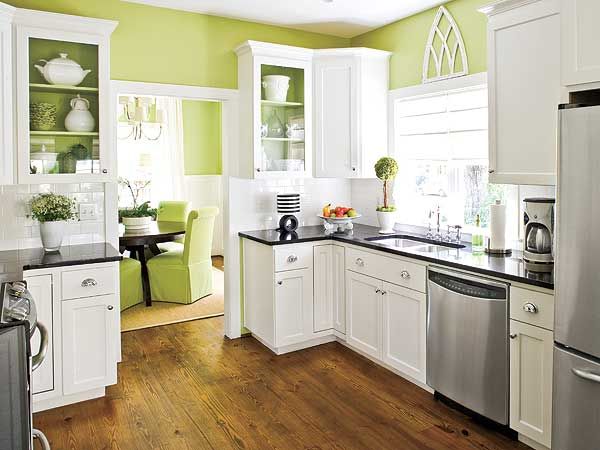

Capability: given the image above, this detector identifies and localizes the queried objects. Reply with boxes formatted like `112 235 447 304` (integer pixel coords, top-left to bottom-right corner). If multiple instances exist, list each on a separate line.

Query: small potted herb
118 178 156 230
374 156 399 234
30 193 77 252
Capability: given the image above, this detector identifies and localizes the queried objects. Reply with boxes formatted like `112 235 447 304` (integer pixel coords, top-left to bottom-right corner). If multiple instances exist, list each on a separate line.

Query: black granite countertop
239 224 554 290
0 243 122 278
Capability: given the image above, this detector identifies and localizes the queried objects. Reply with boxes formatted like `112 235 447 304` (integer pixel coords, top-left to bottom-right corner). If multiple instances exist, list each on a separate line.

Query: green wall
5 0 349 89
350 0 489 90
182 100 222 175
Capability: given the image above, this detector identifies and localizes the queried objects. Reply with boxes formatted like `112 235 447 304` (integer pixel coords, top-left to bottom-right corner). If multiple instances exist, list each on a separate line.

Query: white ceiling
123 0 449 38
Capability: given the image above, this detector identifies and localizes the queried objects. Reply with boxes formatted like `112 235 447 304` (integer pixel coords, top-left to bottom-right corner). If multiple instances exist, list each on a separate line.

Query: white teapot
65 95 95 132
34 53 91 86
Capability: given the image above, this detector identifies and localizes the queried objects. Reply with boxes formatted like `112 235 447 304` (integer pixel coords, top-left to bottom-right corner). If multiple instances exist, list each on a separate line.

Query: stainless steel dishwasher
427 267 509 425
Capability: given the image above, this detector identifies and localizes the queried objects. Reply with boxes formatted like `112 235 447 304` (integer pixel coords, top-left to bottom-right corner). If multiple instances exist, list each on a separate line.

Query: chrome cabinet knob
102 168 108 174
107 305 114 311
381 290 387 295
287 255 298 263
509 333 517 339
256 168 261 172
81 278 98 287
523 302 538 314
352 167 357 172
488 169 495 174
277 281 283 286
400 270 411 280
355 258 365 267
375 289 381 294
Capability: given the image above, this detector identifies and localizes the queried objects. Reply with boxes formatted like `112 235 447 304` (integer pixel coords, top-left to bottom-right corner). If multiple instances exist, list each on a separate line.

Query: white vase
122 216 152 231
40 220 67 252
64 95 95 132
262 75 290 102
377 211 397 234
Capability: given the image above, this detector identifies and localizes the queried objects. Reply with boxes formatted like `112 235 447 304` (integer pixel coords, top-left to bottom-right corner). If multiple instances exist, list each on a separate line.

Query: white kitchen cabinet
382 281 426 383
332 245 346 335
0 4 14 185
62 294 118 395
314 48 390 179
275 268 313 347
346 270 382 359
561 0 600 85
24 274 54 395
313 245 333 332
509 319 553 448
481 0 561 185
235 41 313 179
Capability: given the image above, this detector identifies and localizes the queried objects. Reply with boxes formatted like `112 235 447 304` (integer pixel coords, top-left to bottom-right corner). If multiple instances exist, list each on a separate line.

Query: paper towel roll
489 201 506 251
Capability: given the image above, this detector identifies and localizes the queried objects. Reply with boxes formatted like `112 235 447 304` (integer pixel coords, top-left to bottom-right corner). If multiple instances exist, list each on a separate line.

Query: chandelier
117 96 164 140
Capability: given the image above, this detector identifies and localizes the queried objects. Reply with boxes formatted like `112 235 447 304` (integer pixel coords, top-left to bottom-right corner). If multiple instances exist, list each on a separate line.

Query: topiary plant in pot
374 156 399 234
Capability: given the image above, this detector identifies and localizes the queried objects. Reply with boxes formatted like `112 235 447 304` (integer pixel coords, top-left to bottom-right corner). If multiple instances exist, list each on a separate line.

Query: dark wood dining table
118 221 186 306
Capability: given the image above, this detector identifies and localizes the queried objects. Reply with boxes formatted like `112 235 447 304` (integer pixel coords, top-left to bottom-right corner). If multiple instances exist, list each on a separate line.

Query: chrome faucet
434 206 442 241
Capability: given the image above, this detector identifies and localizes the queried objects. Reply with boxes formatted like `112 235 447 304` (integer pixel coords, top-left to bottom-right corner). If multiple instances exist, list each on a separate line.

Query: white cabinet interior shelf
29 131 99 136
260 100 303 107
29 83 99 93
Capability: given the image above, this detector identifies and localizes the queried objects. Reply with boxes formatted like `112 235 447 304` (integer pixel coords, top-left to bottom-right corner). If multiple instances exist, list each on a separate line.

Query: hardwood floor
34 317 529 450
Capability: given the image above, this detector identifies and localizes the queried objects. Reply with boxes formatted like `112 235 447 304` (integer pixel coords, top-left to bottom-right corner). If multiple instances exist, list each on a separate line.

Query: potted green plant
30 193 76 252
374 156 399 234
118 178 156 230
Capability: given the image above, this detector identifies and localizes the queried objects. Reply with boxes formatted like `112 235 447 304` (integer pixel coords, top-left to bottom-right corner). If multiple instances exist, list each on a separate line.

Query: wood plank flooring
34 317 529 450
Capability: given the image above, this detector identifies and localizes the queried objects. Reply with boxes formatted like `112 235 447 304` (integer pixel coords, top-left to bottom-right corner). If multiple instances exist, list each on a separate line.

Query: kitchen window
392 82 506 231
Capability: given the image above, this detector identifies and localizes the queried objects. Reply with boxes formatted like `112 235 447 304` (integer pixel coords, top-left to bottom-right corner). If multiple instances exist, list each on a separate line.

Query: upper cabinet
235 41 312 179
561 0 600 86
13 9 117 183
0 3 14 185
481 0 561 185
314 48 390 178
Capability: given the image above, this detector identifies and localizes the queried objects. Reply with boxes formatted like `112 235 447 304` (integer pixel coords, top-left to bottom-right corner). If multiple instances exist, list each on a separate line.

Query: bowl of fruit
319 204 361 233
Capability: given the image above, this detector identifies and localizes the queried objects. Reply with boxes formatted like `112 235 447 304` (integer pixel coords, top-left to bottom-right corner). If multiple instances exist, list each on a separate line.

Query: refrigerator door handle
572 367 600 384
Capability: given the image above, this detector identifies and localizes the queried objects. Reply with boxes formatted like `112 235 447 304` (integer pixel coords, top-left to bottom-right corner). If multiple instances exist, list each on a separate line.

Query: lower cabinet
275 268 313 347
313 244 346 335
509 319 554 448
346 270 382 359
332 245 346 335
382 282 426 383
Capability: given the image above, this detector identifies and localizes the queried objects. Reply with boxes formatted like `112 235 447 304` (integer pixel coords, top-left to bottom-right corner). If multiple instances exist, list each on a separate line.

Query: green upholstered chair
156 200 190 253
119 257 143 311
147 207 218 304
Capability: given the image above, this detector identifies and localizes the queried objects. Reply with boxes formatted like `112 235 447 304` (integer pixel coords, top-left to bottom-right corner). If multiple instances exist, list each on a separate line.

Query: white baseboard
33 387 105 413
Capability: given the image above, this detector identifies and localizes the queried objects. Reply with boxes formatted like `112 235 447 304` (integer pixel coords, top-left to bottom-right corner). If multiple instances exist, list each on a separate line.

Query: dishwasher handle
428 268 508 300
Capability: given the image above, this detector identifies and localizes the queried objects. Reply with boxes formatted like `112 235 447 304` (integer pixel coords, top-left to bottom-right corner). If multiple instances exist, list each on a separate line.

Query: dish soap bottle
472 214 485 254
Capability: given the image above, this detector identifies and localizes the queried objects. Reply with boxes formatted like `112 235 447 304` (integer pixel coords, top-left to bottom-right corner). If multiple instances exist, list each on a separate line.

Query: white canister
40 220 66 252
262 75 290 102
65 95 95 132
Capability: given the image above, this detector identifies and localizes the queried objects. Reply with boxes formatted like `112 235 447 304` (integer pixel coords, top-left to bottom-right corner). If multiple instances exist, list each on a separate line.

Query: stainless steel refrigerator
553 104 600 449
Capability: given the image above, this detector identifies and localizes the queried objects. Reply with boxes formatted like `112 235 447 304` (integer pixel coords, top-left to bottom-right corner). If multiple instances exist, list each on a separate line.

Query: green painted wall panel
5 0 349 89
182 100 222 175
350 0 489 90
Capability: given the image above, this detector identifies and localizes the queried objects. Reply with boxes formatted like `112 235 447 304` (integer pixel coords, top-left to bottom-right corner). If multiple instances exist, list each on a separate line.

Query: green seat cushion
119 258 143 311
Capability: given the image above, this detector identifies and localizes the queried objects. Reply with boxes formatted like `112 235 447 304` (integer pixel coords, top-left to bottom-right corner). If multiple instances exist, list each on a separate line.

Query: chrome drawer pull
355 258 365 267
287 255 298 263
523 302 538 314
572 368 600 384
400 270 411 280
81 278 98 287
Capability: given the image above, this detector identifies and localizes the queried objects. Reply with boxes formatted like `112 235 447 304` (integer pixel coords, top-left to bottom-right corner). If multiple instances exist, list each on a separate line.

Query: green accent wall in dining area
182 100 222 176
350 0 490 90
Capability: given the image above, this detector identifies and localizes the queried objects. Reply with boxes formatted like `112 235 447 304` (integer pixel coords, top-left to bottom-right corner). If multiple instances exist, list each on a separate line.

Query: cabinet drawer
274 244 313 272
510 287 554 330
346 247 426 293
62 266 116 300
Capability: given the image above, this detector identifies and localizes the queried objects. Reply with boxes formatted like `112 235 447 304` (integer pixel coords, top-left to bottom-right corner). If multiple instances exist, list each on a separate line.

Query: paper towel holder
484 236 512 255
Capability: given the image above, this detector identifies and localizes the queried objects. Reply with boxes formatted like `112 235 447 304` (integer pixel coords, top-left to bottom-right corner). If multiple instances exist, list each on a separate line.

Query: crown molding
234 40 314 61
478 0 542 16
13 8 118 36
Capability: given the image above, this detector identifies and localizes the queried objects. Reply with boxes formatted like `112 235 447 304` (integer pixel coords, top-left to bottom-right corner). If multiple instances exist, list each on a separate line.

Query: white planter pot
40 220 67 252
122 216 152 231
377 211 397 234
262 75 290 102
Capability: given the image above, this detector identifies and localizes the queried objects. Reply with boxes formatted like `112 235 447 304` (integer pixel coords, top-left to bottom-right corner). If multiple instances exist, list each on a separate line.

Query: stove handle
32 321 49 372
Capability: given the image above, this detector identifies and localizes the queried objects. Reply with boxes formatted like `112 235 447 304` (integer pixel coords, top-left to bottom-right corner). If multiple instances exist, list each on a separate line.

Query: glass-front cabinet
235 41 312 179
14 11 117 183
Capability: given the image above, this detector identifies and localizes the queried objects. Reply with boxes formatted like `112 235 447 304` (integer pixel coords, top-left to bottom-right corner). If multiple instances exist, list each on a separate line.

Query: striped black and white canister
277 193 300 214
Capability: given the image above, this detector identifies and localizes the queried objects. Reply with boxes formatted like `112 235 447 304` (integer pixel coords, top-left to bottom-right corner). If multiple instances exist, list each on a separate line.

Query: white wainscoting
183 175 223 255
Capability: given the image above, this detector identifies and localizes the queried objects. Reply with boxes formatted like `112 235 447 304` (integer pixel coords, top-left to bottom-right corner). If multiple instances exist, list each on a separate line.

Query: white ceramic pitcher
64 94 95 132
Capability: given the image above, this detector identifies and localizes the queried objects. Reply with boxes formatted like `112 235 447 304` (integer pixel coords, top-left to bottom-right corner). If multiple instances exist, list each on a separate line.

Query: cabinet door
24 274 54 394
275 268 313 347
314 54 357 178
487 0 560 185
346 270 381 359
62 294 118 395
313 245 333 332
332 245 346 335
382 282 426 383
561 0 600 85
0 16 13 185
509 320 553 447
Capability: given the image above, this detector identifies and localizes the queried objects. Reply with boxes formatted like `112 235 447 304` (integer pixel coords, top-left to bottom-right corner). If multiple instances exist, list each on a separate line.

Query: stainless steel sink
412 245 451 254
365 234 465 250
370 238 427 249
